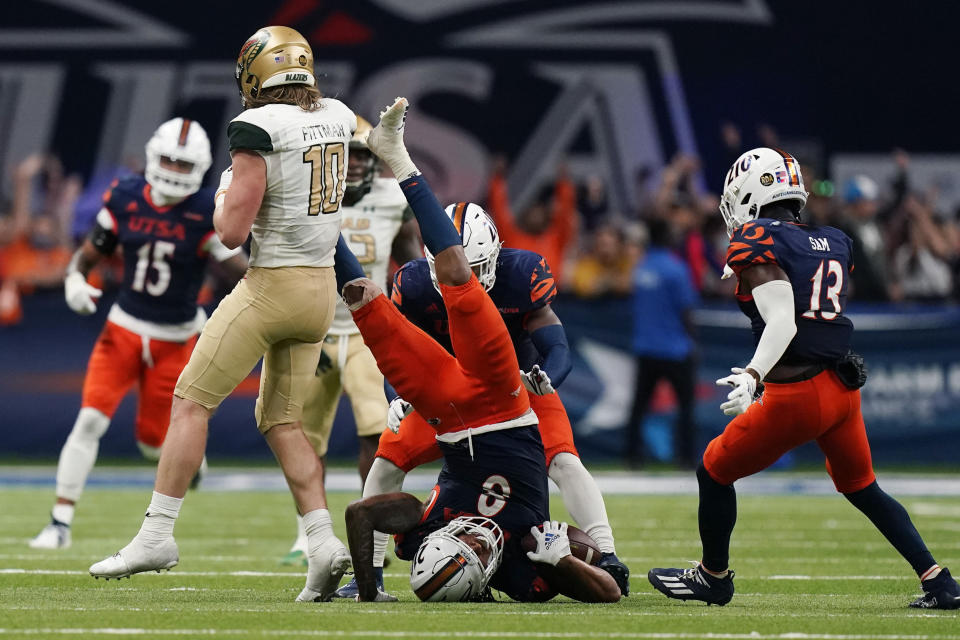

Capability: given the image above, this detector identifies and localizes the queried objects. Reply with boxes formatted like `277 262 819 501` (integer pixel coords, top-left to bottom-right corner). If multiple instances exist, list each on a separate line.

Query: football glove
64 271 102 316
520 364 555 395
526 520 571 566
386 396 413 434
716 367 758 416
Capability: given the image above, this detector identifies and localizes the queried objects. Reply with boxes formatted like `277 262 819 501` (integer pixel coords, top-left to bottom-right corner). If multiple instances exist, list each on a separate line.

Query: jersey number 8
303 142 346 216
803 259 843 320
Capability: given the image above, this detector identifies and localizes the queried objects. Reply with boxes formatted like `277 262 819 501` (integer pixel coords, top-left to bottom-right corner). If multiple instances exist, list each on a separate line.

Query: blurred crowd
486 126 960 306
3 124 959 328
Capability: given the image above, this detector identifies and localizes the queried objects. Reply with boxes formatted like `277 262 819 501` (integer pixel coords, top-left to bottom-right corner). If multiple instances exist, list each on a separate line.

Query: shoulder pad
726 221 778 276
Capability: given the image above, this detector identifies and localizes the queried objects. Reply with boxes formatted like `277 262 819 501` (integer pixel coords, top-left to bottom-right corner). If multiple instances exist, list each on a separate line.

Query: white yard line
5 469 960 496
2 630 960 639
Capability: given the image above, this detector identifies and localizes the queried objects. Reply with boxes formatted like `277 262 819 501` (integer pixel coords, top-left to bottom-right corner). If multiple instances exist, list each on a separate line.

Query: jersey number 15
802 259 843 320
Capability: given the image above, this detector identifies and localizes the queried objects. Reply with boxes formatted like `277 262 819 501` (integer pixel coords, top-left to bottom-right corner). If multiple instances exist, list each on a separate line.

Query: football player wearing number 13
334 98 620 603
648 148 960 610
91 26 358 603
29 118 246 551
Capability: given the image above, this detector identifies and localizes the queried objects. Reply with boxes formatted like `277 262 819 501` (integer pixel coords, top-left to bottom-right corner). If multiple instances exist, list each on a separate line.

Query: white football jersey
228 99 356 268
328 176 411 335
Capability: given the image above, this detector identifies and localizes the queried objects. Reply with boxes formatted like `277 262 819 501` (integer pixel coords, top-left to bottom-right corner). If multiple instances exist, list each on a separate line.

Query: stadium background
1 0 958 466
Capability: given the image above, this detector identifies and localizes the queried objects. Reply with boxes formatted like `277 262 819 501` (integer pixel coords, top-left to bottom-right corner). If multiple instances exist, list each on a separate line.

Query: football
521 524 602 566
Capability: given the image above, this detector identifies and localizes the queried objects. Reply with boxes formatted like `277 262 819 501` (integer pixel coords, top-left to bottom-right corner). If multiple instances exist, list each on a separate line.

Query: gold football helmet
345 116 377 202
235 26 315 105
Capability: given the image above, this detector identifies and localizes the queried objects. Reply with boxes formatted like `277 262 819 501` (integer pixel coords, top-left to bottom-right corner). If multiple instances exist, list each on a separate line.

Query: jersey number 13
802 259 843 320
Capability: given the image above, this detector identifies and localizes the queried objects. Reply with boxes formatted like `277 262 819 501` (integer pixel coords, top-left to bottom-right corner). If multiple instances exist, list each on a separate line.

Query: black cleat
648 562 734 606
598 552 630 596
910 567 960 610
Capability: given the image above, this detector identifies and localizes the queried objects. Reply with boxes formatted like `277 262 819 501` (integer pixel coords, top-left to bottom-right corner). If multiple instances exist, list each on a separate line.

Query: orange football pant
351 276 531 438
81 320 197 448
377 391 578 472
703 370 876 493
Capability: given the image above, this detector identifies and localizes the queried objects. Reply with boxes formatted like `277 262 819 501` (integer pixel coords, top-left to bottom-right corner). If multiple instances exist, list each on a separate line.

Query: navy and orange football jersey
392 426 554 602
99 175 219 325
726 219 855 365
390 248 558 369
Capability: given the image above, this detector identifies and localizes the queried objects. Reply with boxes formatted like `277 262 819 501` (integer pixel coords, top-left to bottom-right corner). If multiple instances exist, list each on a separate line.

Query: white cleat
89 537 179 580
296 538 352 602
29 522 71 549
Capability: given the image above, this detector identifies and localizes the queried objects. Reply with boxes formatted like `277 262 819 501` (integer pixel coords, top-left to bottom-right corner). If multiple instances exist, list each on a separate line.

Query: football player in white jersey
282 116 421 566
90 26 356 602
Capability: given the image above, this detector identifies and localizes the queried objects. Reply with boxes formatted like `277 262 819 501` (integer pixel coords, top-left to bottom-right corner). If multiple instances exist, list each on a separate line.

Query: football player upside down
330 97 621 603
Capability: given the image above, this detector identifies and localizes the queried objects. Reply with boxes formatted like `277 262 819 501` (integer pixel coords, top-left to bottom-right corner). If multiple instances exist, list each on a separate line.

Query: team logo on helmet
236 30 269 79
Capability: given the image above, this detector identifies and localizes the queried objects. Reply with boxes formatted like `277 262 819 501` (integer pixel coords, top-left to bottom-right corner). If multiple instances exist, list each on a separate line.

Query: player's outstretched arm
63 219 113 315
717 262 796 415
366 98 471 287
526 522 620 602
344 493 425 601
523 305 572 393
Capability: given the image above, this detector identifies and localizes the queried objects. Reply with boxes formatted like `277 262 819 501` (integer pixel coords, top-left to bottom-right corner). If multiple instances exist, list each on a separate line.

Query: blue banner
2 293 958 465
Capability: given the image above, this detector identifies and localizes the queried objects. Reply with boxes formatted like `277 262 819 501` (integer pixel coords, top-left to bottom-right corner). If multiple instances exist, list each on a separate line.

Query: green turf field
2 485 959 639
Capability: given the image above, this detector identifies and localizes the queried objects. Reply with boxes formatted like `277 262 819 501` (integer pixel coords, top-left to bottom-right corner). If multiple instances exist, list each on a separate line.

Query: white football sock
303 508 334 554
363 457 406 567
549 452 616 554
136 491 182 546
290 512 308 554
51 503 74 526
55 407 110 502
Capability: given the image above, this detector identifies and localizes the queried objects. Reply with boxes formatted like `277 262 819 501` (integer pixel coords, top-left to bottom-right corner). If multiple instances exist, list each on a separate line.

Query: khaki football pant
301 332 388 457
174 266 336 433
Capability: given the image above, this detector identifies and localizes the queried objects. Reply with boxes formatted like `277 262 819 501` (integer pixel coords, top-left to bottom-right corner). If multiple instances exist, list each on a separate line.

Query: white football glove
520 364 555 395
386 396 413 434
716 367 758 416
64 271 102 316
525 520 571 566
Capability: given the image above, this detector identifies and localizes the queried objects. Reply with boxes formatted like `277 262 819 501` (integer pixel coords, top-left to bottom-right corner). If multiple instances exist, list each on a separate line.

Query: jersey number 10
303 142 346 216
802 259 843 320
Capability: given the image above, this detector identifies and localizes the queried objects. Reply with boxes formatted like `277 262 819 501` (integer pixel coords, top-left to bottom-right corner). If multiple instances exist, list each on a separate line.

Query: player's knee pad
68 408 110 444
137 441 162 461
362 457 406 498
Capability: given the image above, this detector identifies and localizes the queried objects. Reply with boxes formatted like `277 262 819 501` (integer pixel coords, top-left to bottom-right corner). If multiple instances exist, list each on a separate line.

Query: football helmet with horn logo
235 26 315 106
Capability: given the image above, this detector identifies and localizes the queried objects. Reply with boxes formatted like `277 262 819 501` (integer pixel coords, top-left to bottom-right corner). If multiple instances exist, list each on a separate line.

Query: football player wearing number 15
648 148 960 610
29 117 247 551
91 26 357 603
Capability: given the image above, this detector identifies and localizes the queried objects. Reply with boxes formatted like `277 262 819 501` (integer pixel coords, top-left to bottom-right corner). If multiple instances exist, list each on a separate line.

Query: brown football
521 524 602 566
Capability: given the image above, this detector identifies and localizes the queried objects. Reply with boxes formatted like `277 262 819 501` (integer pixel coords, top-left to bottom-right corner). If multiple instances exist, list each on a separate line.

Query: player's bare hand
520 365 555 395
716 367 757 416
386 396 413 434
64 271 102 315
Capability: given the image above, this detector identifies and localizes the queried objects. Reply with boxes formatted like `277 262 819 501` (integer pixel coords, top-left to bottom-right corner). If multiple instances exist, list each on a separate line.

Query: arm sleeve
725 222 778 277
745 279 797 381
530 323 572 388
89 207 118 255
